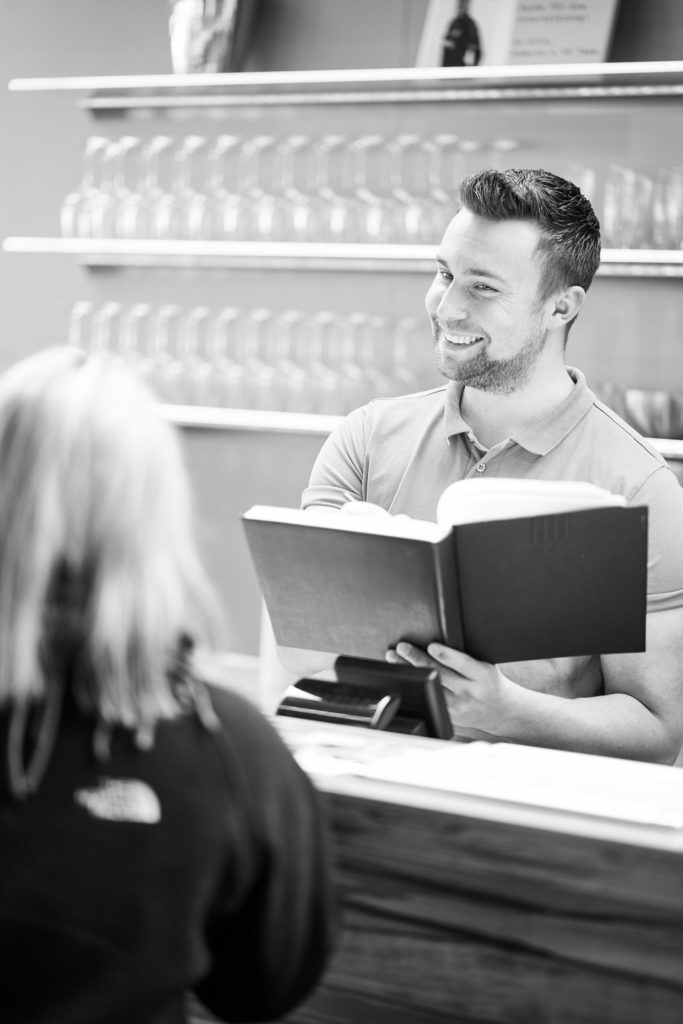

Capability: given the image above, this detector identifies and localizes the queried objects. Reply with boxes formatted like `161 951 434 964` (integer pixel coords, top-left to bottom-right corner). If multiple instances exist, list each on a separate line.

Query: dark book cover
242 504 648 664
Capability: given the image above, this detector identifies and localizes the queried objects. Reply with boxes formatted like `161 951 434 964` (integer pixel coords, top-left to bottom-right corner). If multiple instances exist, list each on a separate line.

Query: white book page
437 478 627 527
244 504 449 543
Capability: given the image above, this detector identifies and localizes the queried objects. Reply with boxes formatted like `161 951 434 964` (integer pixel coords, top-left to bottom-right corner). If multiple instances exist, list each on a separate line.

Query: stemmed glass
296 313 340 413
351 134 395 243
205 134 244 240
388 133 436 244
392 317 421 394
117 135 173 240
275 135 315 241
117 303 152 374
178 306 213 405
140 303 181 402
309 134 358 242
348 313 396 401
272 310 309 411
66 300 94 349
238 308 281 409
88 301 121 352
60 136 109 238
316 311 367 413
366 314 402 398
88 136 139 238
427 133 461 235
154 135 208 240
207 307 248 407
238 135 279 240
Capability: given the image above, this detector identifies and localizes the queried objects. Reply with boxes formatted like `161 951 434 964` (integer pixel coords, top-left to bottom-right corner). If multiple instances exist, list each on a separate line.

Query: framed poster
416 0 621 68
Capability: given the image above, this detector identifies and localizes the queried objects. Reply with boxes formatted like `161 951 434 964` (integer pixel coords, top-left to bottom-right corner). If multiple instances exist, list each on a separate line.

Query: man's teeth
443 332 481 346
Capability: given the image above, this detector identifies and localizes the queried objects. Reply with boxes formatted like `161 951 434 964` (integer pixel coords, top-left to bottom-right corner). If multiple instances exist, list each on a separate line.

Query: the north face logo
74 778 161 824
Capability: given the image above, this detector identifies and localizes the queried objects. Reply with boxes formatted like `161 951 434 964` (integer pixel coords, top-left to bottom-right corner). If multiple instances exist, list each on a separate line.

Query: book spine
433 535 464 651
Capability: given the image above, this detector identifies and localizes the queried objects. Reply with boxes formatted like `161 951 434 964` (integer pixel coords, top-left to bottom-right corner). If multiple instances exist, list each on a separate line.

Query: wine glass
117 135 173 240
66 300 94 349
178 306 214 405
392 317 421 394
317 311 366 413
88 136 139 238
117 303 152 374
238 307 282 409
272 309 309 411
309 134 359 242
348 313 396 401
427 133 462 234
88 301 121 353
60 136 110 238
350 134 396 243
140 303 181 402
298 312 340 414
238 135 279 241
206 307 248 407
204 133 244 240
275 134 315 241
388 133 437 244
154 135 208 240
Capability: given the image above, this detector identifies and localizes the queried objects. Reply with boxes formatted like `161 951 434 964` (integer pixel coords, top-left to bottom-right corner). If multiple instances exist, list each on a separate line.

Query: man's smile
436 323 486 347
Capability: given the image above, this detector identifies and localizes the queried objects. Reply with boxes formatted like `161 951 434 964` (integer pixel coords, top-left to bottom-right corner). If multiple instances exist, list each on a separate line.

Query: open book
242 479 648 664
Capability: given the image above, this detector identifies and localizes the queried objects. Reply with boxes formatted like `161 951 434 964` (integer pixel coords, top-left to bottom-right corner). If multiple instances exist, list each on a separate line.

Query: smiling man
301 168 683 763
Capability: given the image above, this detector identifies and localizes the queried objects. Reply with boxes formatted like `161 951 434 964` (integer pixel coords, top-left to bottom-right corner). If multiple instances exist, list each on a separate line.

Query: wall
1 0 682 653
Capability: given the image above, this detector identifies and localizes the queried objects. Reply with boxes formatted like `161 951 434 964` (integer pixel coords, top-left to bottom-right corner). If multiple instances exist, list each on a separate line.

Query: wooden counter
191 714 683 1023
295 723 683 1023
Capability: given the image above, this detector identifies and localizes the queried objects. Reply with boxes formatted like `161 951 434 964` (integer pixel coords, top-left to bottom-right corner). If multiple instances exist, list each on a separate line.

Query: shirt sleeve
301 404 370 509
631 465 683 612
193 692 338 1021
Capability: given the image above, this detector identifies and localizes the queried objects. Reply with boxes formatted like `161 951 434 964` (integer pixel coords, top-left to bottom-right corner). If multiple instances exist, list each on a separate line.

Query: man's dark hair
458 168 601 299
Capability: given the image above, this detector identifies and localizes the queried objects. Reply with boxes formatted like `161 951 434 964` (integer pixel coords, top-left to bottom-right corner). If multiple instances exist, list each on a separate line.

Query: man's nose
437 288 468 322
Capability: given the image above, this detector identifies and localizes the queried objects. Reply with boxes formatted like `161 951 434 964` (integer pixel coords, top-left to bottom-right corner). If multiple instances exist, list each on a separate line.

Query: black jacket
0 683 336 1023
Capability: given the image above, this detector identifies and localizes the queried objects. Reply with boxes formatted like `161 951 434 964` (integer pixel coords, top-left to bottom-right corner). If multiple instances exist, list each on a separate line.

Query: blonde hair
0 346 220 731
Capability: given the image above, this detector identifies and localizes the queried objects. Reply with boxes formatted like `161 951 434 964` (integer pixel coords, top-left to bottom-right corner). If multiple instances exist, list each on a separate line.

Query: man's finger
426 642 490 677
394 641 437 667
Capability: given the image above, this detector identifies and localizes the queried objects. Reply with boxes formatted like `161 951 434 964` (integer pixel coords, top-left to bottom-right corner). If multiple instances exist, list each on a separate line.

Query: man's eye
473 283 495 292
438 269 452 281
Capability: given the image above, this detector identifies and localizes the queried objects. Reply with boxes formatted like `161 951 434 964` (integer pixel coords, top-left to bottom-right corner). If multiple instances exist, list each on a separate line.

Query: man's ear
547 286 585 329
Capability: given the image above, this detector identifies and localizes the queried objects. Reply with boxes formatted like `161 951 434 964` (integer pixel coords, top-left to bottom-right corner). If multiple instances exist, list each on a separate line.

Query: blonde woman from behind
0 347 335 1024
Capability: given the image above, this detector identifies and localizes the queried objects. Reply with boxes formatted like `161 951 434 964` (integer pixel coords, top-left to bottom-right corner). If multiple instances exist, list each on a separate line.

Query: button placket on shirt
467 438 515 477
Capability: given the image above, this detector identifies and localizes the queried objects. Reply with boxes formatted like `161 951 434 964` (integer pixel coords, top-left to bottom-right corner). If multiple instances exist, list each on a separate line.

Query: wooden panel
188 788 683 1023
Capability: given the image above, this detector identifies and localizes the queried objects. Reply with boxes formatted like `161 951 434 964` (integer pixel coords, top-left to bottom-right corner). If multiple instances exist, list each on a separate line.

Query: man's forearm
498 685 681 764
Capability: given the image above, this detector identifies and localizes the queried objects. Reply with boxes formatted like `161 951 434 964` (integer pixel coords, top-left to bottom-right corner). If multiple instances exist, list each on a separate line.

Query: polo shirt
302 368 683 708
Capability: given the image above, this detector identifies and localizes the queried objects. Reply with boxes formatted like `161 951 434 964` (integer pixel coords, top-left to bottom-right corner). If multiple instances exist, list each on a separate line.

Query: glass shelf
5 237 683 277
8 62 683 110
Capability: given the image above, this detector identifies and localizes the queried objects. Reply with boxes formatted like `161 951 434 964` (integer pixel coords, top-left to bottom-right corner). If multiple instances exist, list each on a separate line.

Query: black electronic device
276 656 453 740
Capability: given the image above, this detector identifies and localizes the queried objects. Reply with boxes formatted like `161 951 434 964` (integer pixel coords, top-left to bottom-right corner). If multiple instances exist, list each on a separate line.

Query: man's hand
387 607 683 763
386 641 516 736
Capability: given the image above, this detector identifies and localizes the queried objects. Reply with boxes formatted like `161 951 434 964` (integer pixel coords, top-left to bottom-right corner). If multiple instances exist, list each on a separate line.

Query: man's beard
434 329 546 395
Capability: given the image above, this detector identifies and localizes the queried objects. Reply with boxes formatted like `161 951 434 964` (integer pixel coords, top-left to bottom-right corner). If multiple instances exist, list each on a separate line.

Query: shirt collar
443 367 595 455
